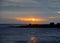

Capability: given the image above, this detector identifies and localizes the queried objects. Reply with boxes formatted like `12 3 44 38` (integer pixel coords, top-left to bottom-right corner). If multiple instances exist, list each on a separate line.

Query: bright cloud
48 16 58 19
57 12 60 14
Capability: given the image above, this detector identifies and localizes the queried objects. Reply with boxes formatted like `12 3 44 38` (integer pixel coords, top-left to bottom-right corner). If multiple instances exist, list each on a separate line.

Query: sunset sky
0 0 60 24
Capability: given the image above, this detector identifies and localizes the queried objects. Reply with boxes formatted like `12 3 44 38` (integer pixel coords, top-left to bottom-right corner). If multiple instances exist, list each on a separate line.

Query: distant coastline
8 22 60 28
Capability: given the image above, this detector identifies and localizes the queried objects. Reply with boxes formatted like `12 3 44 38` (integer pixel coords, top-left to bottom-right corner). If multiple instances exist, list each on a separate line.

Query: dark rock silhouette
9 22 60 28
56 23 60 28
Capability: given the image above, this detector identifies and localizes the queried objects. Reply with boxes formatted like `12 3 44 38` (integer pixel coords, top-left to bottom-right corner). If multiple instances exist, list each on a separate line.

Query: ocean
0 24 60 43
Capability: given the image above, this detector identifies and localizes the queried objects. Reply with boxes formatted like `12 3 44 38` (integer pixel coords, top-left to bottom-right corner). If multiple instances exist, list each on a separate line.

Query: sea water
0 24 60 43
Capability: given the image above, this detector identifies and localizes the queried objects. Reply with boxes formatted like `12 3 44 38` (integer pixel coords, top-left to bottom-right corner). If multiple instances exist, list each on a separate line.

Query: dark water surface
0 25 60 43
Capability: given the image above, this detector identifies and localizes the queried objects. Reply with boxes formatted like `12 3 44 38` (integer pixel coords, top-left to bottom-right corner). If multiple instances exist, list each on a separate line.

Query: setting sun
31 18 36 21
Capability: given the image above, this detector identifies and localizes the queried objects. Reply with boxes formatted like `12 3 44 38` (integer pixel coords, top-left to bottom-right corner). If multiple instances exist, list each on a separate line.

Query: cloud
48 16 58 19
0 0 60 17
0 0 60 24
0 0 60 11
1 0 29 3
5 0 32 3
0 0 38 6
57 11 60 14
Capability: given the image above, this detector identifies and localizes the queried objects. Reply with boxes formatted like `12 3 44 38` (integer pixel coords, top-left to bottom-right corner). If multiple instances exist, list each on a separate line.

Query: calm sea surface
0 25 60 43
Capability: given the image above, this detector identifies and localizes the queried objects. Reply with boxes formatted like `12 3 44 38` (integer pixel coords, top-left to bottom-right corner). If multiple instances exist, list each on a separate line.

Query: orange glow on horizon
13 17 47 24
15 17 45 21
